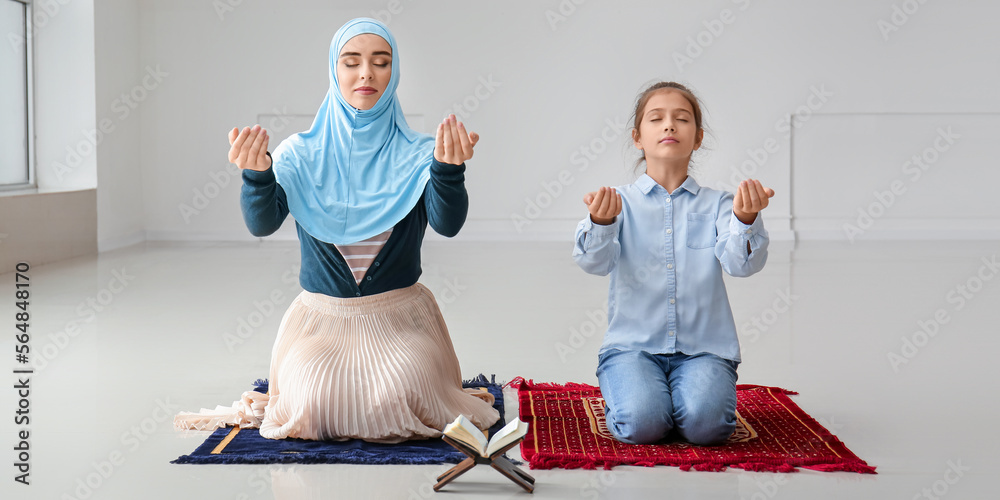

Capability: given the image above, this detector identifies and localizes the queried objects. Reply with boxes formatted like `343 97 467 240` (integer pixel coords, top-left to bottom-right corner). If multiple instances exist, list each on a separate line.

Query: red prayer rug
512 378 876 473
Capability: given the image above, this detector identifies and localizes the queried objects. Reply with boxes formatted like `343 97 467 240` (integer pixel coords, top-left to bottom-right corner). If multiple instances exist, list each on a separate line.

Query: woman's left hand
434 114 479 165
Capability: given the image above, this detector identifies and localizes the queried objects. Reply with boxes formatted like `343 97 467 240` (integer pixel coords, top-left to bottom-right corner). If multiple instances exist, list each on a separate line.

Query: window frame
1 0 35 193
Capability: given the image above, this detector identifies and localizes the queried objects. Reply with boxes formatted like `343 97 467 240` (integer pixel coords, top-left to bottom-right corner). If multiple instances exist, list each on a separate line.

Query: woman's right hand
584 187 622 225
228 124 271 171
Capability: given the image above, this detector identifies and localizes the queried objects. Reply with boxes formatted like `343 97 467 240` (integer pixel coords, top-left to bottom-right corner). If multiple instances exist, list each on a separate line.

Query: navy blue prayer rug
171 374 506 465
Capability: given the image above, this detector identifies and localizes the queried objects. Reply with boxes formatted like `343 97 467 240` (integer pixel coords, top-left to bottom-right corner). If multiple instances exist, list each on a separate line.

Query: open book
442 414 528 458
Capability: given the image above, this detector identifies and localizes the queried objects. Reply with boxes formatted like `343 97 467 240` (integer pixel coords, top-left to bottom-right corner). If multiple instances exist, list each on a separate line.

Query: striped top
334 229 393 284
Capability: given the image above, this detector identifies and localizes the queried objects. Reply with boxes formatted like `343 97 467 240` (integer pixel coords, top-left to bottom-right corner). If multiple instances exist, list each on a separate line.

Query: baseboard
98 229 147 252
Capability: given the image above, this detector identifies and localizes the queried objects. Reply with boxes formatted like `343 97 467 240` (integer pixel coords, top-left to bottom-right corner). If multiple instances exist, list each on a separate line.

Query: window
1 0 33 190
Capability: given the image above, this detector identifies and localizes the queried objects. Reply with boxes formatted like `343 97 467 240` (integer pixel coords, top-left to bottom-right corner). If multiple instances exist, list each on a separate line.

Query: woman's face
633 90 703 164
337 34 392 110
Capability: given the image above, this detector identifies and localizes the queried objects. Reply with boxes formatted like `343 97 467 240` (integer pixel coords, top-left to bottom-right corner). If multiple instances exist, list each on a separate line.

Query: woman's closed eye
344 62 389 68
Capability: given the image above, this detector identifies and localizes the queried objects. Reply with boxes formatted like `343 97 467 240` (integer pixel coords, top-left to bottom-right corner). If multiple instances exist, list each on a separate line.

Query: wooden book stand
434 435 535 493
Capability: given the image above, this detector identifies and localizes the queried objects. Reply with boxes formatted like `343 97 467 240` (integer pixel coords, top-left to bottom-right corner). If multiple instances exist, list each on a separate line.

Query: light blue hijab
272 18 434 245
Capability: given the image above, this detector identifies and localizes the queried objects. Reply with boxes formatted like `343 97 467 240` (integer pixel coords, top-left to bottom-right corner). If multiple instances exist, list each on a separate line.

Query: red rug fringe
527 453 874 474
801 462 878 474
506 377 598 391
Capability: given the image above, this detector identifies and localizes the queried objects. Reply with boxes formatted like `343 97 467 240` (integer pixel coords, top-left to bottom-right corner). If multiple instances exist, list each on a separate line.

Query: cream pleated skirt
174 283 499 443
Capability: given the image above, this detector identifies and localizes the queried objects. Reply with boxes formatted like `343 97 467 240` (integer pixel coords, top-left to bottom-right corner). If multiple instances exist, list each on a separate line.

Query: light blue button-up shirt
573 174 769 362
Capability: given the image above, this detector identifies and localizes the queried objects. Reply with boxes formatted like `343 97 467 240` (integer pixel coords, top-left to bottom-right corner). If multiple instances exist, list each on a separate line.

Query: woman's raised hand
732 179 775 225
585 187 622 226
434 114 479 165
228 124 272 171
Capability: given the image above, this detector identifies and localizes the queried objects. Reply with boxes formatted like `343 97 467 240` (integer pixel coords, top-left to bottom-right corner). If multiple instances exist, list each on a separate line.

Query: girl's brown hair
630 81 706 169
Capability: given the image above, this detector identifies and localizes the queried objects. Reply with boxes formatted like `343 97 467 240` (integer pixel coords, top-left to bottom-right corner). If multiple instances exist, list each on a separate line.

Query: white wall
793 113 1000 240
95 0 146 251
92 0 1000 245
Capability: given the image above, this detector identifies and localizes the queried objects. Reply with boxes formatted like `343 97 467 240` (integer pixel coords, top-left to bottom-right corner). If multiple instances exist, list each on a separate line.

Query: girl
175 18 498 442
573 82 774 446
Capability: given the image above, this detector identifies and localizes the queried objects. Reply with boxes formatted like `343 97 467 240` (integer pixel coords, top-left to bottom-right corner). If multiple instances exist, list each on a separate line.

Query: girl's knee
609 417 672 444
676 413 735 446
606 398 673 444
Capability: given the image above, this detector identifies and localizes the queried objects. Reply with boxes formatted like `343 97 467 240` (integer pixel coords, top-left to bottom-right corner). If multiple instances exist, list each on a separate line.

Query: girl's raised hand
586 186 622 225
434 114 479 165
228 124 271 172
733 179 775 225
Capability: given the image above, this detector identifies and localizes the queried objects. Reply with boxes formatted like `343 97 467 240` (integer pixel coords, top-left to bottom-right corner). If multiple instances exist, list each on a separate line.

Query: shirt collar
636 173 701 196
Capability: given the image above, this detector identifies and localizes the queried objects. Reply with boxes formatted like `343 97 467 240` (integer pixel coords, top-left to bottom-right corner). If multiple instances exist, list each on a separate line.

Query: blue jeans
596 349 739 446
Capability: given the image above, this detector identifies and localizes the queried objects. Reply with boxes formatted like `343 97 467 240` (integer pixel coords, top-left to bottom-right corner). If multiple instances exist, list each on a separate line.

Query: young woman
574 82 774 446
175 18 498 443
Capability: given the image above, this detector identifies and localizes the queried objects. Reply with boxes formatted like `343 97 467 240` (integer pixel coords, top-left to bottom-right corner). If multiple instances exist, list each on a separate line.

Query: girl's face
632 90 703 166
337 34 392 110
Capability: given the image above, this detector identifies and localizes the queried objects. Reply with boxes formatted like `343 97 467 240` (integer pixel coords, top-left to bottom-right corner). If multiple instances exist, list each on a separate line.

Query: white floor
1 238 997 499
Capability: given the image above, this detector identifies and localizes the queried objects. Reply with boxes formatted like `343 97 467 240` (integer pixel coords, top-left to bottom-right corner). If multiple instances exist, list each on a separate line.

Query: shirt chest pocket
686 213 716 249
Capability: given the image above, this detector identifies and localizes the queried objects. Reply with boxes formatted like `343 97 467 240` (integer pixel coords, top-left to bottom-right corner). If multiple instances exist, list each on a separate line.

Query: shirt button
746 229 752 234
669 298 675 304
667 263 673 269
355 292 361 297
374 262 380 266
668 330 675 336
665 197 671 203
366 276 372 281
666 228 672 234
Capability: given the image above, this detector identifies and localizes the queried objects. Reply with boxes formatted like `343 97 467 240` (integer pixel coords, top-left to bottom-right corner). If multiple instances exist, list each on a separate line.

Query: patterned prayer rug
171 374 505 465
513 378 876 473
